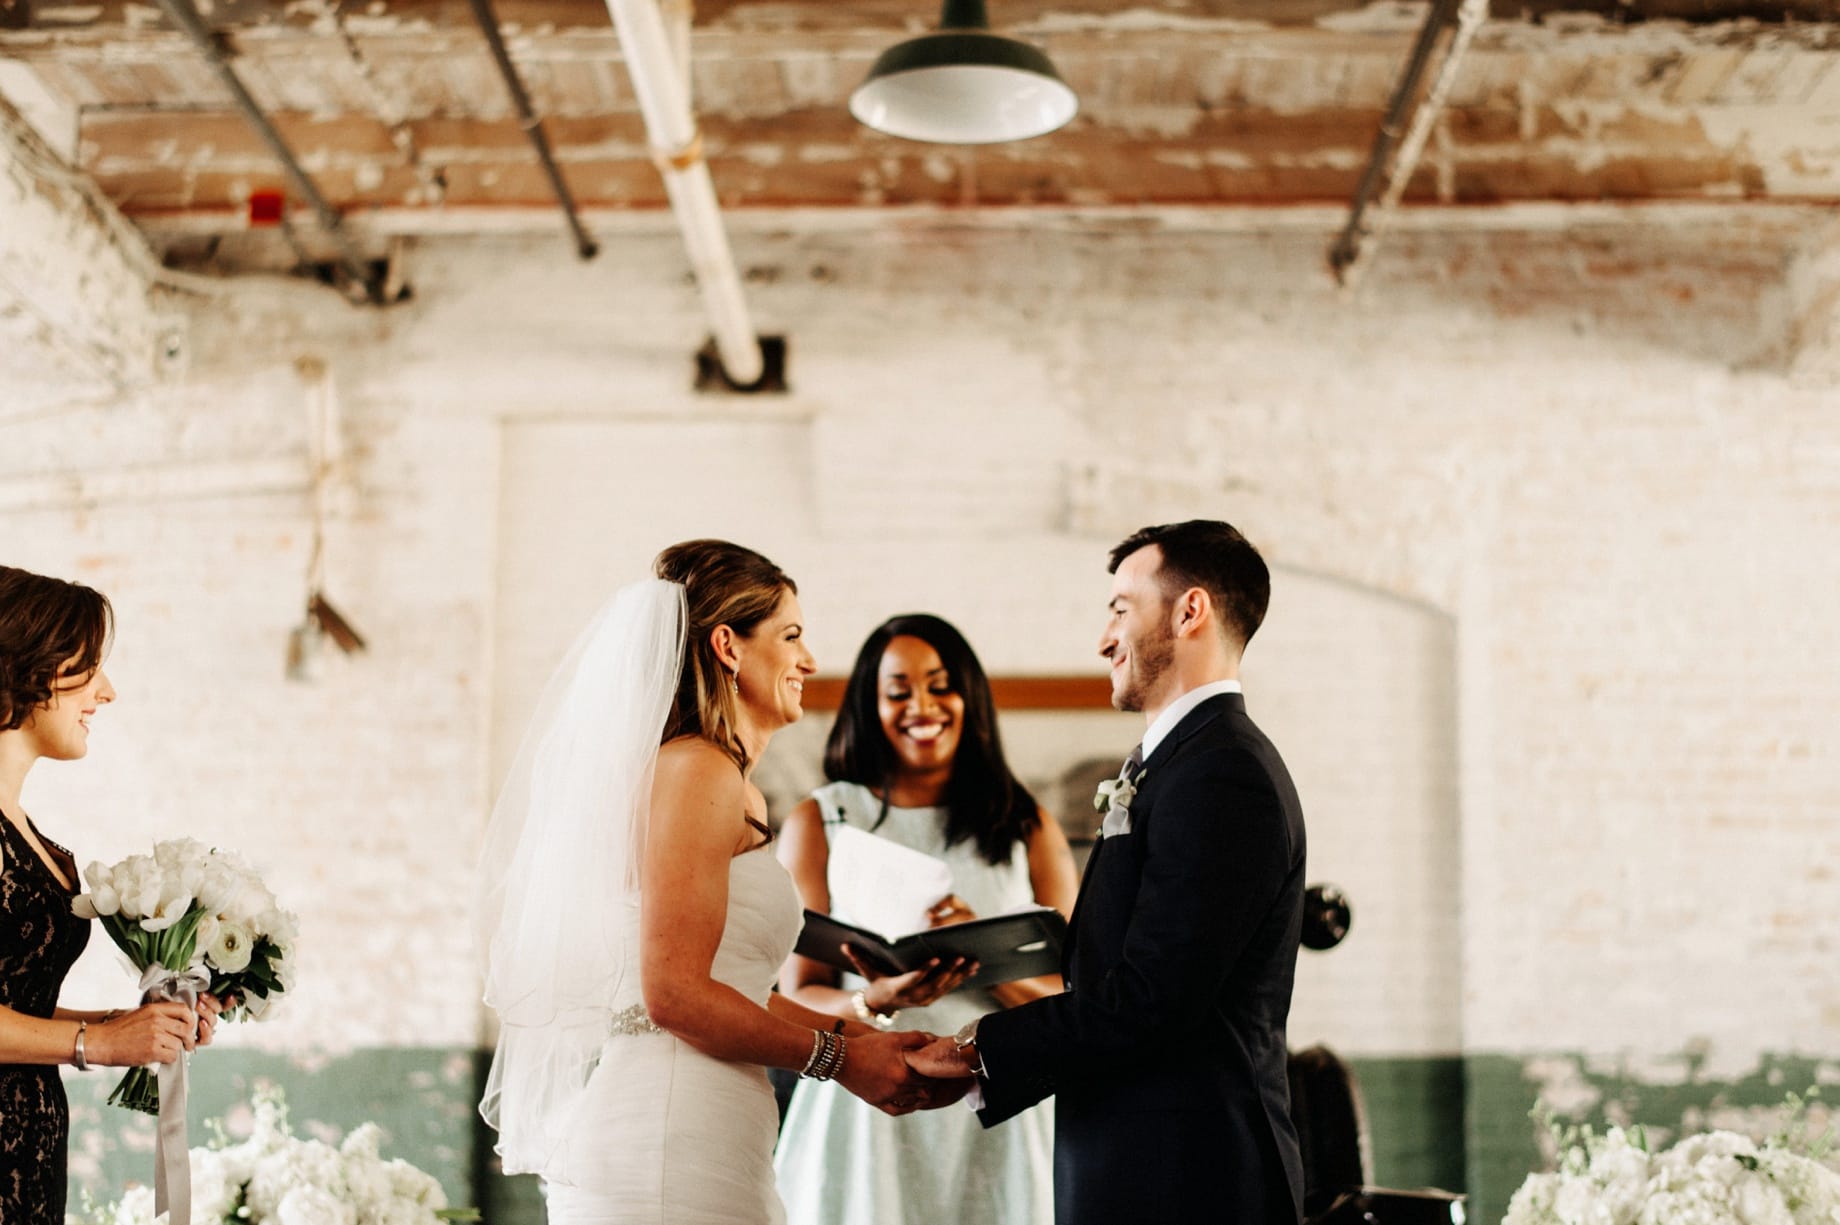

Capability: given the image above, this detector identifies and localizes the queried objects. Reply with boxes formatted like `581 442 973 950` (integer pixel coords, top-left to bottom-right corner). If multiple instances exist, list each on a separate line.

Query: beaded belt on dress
610 1003 664 1037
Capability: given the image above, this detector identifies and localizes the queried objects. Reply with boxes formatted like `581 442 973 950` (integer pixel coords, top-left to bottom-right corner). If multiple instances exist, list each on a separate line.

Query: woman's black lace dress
0 815 91 1223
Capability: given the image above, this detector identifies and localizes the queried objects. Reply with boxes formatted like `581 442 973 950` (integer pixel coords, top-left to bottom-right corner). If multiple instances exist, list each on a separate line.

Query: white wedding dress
542 844 804 1225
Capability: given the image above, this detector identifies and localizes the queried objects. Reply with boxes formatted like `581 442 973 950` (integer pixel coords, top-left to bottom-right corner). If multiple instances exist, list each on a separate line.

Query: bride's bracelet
799 1028 847 1081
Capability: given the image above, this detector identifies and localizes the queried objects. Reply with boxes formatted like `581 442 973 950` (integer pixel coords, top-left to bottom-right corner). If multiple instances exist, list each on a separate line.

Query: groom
915 520 1308 1224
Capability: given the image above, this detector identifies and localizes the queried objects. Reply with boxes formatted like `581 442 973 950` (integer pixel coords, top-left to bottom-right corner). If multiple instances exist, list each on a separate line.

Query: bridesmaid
0 565 221 1220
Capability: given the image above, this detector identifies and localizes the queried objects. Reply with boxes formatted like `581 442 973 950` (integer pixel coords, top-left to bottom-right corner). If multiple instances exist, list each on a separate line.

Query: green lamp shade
849 30 1078 144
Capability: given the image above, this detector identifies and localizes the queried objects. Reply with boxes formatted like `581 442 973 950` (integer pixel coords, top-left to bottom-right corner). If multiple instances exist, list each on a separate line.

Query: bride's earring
730 669 740 698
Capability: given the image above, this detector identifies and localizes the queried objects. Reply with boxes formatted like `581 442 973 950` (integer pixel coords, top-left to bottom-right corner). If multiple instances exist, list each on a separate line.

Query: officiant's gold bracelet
800 1028 847 1080
852 989 899 1030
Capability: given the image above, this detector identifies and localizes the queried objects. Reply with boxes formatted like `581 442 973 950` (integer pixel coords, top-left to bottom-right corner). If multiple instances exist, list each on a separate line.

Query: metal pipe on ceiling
1328 0 1488 288
464 0 599 261
603 0 767 388
149 0 390 304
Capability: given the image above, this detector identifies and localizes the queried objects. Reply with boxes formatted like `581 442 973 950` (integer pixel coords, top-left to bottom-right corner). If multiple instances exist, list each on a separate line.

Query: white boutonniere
1093 773 1141 837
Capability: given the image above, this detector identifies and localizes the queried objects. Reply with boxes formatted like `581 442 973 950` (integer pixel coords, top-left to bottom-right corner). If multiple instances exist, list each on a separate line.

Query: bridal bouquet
72 838 298 1114
1505 1094 1840 1225
86 1086 475 1225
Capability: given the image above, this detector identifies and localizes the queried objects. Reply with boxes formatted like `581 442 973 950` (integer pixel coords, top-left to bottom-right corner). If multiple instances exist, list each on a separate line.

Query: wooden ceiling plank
1760 45 1840 105
1660 45 1746 104
1802 53 1840 109
1722 46 1814 106
696 55 792 117
19 57 111 107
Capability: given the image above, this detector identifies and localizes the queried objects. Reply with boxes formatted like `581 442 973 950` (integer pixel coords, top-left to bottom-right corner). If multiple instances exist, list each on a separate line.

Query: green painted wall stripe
62 1048 1839 1225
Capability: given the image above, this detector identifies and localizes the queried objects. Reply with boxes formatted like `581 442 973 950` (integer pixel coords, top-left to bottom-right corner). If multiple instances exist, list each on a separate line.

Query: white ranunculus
194 912 221 950
208 920 257 973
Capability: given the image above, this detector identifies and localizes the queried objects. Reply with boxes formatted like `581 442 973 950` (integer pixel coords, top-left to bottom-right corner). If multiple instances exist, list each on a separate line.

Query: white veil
476 578 686 1176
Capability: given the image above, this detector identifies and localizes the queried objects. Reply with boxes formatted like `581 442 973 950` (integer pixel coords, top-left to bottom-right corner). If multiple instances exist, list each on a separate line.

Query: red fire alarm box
248 189 286 226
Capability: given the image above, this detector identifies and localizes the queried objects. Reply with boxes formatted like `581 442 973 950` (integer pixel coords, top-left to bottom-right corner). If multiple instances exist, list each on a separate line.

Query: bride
478 540 956 1224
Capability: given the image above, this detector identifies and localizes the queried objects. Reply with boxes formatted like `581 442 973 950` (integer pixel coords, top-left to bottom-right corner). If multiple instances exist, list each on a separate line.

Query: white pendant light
850 0 1078 145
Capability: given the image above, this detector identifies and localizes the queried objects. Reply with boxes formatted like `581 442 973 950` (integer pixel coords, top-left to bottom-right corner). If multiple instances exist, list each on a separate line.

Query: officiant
774 613 1077 1225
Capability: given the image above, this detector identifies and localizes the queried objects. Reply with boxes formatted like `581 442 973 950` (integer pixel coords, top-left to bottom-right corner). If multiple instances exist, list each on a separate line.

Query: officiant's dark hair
825 613 1040 866
1109 520 1270 650
0 566 114 733
655 539 797 773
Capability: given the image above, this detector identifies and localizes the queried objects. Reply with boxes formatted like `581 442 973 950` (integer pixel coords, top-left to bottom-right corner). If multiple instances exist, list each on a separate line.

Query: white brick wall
4 206 1836 1069
0 90 177 412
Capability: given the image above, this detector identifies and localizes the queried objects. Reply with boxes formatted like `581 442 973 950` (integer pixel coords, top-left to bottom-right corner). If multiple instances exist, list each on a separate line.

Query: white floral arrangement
84 1086 476 1225
72 838 298 1113
1505 1094 1840 1225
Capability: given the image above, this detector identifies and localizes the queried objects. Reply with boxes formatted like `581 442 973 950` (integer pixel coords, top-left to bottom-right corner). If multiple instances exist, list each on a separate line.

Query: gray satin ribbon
141 959 210 1225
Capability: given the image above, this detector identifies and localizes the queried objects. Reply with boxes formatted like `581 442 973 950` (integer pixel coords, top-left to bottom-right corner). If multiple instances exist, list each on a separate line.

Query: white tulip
82 862 123 916
196 862 244 916
113 855 159 919
138 892 196 933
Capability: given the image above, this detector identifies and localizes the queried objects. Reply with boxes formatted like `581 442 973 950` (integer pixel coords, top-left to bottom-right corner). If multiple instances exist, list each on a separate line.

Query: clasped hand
89 992 230 1067
839 1029 977 1116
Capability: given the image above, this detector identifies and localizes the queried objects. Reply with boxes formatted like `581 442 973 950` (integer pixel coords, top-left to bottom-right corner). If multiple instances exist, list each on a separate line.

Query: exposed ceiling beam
10 0 1840 33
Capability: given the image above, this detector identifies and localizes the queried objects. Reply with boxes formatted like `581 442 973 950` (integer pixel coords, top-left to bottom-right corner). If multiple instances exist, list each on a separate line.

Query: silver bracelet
72 1020 91 1072
852 989 898 1030
799 1028 847 1081
798 1029 826 1078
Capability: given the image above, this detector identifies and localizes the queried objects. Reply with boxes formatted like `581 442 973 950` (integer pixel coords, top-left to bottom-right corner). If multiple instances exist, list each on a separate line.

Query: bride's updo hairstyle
654 539 797 772
0 565 113 733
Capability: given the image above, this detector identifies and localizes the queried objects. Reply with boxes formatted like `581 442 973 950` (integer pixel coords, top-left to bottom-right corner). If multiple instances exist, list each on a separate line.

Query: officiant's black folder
794 908 1067 989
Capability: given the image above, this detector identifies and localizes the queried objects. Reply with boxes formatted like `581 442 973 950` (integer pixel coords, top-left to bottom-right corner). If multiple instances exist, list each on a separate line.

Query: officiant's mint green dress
773 782 1054 1225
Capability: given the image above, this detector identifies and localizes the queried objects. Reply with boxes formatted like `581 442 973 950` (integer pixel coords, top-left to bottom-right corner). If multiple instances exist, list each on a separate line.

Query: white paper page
826 824 955 939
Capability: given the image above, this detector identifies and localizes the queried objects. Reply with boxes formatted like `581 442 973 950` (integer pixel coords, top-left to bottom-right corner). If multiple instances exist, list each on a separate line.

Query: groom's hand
836 1029 935 1115
906 1034 977 1080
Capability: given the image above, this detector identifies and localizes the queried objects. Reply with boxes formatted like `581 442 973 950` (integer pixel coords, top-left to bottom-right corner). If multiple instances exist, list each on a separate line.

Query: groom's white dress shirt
1139 678 1243 763
1098 679 1243 839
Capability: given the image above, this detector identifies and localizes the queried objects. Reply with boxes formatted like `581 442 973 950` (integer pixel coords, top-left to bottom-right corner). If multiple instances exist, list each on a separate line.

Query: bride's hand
842 945 978 1013
836 1030 936 1115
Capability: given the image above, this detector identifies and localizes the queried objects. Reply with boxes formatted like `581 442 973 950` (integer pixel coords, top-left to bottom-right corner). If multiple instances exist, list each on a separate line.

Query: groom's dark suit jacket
975 692 1307 1225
